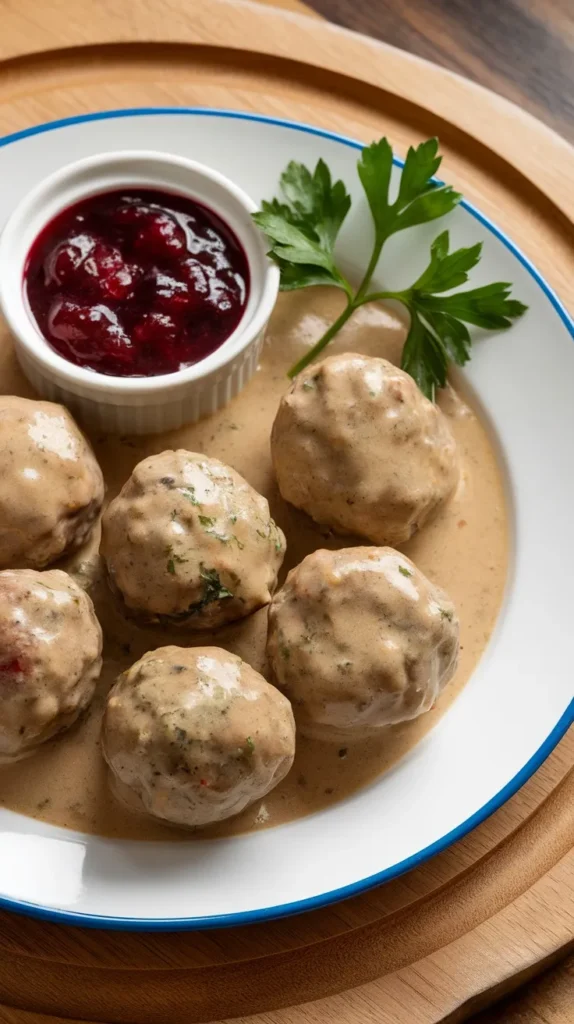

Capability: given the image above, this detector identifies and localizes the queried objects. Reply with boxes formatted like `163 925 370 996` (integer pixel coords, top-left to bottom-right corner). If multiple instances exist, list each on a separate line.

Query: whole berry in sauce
44 233 95 287
132 312 180 373
133 211 186 261
45 234 135 302
147 269 193 315
48 299 133 373
207 271 242 314
111 200 154 227
180 257 210 297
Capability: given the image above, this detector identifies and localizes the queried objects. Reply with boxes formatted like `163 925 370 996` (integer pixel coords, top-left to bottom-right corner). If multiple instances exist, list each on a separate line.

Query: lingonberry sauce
24 189 250 377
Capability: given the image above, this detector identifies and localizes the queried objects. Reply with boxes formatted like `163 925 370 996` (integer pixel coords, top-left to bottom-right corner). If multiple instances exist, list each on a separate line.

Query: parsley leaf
401 310 449 400
280 159 350 252
411 230 482 293
253 137 527 394
416 282 527 329
252 159 352 296
199 567 233 604
357 138 461 245
398 231 528 398
356 138 393 241
272 262 340 292
422 310 472 366
397 138 442 205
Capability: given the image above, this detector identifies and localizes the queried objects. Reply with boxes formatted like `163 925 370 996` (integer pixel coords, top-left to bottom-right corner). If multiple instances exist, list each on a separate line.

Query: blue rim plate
0 108 572 930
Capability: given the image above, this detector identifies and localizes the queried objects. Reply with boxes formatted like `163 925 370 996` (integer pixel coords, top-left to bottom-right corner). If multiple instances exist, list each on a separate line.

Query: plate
0 108 572 931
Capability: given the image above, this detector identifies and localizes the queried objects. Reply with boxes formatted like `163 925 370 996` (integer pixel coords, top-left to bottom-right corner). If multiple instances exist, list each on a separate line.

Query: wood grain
470 953 574 1023
305 0 574 144
0 1 571 1022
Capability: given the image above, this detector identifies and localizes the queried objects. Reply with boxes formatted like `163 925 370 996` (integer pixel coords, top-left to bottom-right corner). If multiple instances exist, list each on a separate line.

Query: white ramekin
0 151 279 434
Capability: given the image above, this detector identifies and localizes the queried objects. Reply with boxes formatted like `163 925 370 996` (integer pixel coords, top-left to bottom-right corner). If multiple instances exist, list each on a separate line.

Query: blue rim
0 107 572 932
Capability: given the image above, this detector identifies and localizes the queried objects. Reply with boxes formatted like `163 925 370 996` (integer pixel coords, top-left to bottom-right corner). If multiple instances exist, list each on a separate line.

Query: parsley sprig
253 137 527 400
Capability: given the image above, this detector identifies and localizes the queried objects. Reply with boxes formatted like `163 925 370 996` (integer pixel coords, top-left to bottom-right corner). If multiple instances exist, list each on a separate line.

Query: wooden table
304 0 574 145
0 0 572 1022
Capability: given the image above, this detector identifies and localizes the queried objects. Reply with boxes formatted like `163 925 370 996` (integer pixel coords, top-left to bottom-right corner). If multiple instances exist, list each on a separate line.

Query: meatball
0 396 104 569
0 569 103 761
102 646 296 828
267 547 459 741
101 450 285 628
271 353 458 546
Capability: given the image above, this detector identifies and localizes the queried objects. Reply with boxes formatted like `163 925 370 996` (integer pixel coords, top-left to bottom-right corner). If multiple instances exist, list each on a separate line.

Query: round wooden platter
0 1 573 1022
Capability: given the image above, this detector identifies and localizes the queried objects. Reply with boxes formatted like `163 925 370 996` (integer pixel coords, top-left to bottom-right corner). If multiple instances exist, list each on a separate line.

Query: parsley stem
356 289 409 307
335 271 355 302
287 286 412 377
354 236 386 304
288 300 356 378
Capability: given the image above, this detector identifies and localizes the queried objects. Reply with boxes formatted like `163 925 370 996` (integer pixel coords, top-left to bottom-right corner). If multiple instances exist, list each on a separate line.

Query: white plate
0 109 572 931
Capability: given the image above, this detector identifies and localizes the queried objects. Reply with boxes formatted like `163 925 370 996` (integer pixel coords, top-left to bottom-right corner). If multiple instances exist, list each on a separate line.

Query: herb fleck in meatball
0 396 104 569
267 547 459 741
271 353 458 545
0 569 103 761
101 450 285 628
102 646 295 828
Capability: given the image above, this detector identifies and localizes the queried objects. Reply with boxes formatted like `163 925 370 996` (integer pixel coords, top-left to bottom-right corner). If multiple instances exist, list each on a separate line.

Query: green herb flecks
256 521 283 554
165 567 233 623
245 736 255 756
398 565 413 578
271 523 284 554
198 567 233 606
253 137 527 400
180 486 200 506
166 546 187 574
199 513 244 549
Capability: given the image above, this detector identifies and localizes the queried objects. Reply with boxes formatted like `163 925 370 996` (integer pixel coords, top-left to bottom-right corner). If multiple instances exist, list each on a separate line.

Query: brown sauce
0 289 509 839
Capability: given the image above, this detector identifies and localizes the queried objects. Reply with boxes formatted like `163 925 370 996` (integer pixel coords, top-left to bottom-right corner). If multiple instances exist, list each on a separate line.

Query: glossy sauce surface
0 288 509 839
25 189 249 377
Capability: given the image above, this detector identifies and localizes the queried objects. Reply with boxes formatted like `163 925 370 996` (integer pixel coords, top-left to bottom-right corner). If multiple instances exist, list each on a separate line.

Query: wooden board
0 1 572 1021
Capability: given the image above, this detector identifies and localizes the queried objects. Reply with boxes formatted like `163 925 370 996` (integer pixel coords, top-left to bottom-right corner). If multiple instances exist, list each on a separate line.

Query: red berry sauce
24 189 250 377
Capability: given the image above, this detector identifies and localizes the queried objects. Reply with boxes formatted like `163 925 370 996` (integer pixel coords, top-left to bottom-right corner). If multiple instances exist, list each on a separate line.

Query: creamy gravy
0 289 509 839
